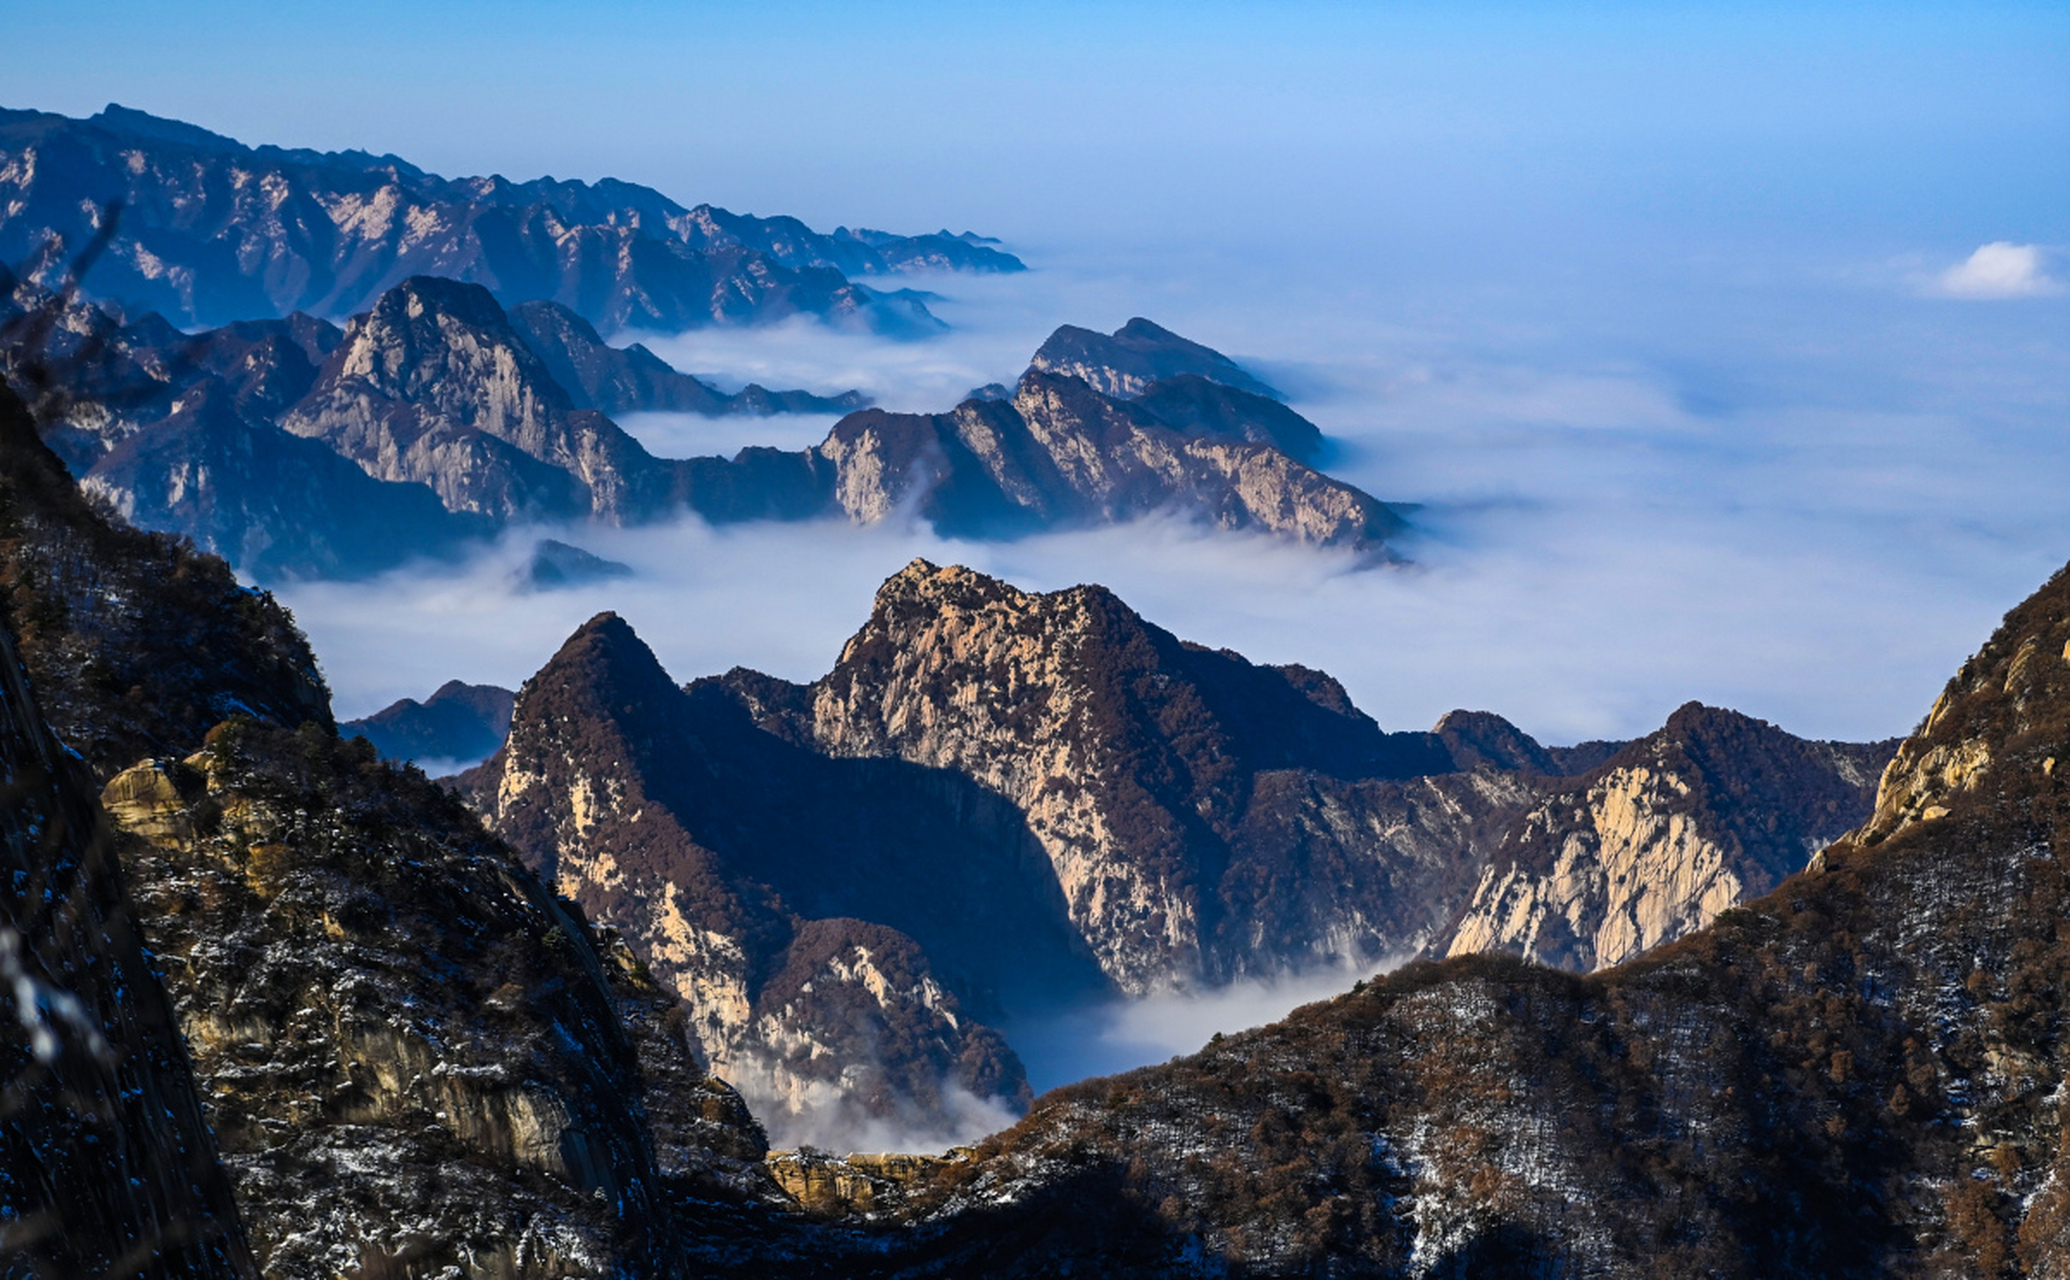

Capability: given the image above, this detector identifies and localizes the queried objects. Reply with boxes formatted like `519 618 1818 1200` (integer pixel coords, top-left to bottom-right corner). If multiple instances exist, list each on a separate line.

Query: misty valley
5 86 2070 1280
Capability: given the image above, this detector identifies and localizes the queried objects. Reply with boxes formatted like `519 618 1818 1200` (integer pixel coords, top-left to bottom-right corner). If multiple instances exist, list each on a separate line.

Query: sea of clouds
269 230 2070 1151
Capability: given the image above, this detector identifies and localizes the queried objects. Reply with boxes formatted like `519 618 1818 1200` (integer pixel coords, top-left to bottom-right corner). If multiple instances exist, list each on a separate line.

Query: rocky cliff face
795 560 1465 991
0 374 779 1276
11 258 1414 572
86 379 487 579
0 104 1003 334
280 275 673 522
463 559 1896 1140
1444 702 1897 971
853 559 2070 1278
100 726 719 1279
457 613 1089 1144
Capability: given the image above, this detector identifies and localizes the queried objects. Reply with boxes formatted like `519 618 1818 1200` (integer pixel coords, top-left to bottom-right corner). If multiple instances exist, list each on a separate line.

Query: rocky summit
0 103 1016 334
462 558 1893 1139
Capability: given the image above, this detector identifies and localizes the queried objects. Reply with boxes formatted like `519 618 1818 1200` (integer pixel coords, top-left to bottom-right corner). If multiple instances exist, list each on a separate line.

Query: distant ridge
0 103 1022 334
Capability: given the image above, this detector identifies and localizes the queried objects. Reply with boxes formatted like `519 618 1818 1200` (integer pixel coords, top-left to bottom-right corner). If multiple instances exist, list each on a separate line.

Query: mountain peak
90 103 243 153
1030 317 1282 400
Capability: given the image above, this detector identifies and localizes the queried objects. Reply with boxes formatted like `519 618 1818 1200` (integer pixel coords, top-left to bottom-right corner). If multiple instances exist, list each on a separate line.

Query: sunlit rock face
281 275 672 522
1445 703 1896 971
815 369 1400 551
798 559 1473 992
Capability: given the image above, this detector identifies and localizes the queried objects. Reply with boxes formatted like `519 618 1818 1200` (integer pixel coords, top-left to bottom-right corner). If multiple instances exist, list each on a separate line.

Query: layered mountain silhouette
7 269 1413 576
17 344 2070 1271
342 679 515 766
460 559 1893 1136
0 103 1020 335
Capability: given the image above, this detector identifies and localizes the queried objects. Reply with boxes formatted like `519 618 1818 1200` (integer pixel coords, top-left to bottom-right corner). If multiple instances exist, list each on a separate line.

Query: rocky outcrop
1443 703 1897 971
0 374 777 1277
858 558 2070 1278
12 267 1413 572
817 370 1405 551
280 275 673 522
792 560 1466 991
99 724 722 1279
341 679 514 765
0 103 1004 334
457 612 1084 1143
463 560 1899 1138
1029 317 1282 400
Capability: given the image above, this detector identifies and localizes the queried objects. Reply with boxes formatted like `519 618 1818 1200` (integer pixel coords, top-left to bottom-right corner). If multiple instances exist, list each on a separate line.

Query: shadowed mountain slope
737 557 2070 1278
459 611 1108 1142
342 679 515 765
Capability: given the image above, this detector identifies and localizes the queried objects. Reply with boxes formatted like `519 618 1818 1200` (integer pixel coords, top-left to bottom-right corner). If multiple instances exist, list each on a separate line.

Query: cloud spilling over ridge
1935 242 2062 299
722 1058 1022 1156
1005 957 1391 1095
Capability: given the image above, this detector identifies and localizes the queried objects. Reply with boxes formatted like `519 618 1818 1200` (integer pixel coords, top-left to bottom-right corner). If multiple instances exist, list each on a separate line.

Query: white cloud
1935 242 2061 299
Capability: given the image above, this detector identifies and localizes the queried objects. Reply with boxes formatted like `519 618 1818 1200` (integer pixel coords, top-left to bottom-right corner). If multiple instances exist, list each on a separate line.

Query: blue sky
15 2 2066 247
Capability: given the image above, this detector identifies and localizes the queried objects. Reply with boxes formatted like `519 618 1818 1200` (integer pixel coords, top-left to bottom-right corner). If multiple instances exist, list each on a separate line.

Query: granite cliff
11 269 1417 574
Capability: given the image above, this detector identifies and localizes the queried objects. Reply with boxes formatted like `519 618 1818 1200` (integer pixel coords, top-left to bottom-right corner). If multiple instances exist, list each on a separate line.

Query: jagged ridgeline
0 103 1021 335
461 558 1895 1147
6 263 1413 579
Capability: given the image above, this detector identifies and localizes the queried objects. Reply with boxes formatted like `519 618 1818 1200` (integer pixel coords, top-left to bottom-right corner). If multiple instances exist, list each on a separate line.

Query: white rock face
1447 765 1750 971
1443 706 1894 972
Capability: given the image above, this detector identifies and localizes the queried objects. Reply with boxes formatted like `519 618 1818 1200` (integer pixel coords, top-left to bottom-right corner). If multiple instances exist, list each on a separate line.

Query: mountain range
7 270 1411 576
12 356 2070 1274
0 104 1021 336
456 559 1896 1139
